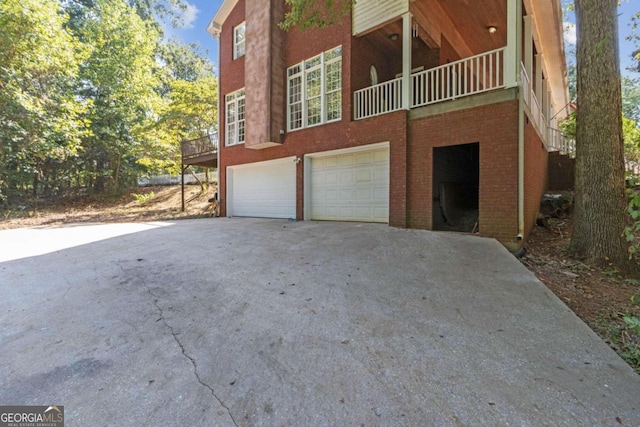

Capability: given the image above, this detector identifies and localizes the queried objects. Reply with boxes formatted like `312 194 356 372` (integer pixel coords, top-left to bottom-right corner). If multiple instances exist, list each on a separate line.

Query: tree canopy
0 0 218 202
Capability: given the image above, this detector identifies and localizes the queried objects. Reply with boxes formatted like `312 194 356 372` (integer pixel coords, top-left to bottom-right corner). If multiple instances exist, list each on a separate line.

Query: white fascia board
206 0 239 38
530 0 569 116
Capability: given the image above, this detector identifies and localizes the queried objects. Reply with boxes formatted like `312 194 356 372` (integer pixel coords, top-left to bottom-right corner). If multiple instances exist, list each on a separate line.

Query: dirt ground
521 215 640 372
0 185 217 229
1 185 638 372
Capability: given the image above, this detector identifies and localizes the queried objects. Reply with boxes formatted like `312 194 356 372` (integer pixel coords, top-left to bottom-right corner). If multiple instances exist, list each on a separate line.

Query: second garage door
310 146 389 223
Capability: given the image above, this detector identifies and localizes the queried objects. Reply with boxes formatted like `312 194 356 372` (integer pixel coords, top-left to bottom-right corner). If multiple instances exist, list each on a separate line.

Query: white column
505 0 522 88
523 15 533 81
402 12 412 109
535 53 543 103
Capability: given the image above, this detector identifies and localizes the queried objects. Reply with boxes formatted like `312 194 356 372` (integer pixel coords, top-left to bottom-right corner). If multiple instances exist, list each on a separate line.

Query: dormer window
233 22 246 59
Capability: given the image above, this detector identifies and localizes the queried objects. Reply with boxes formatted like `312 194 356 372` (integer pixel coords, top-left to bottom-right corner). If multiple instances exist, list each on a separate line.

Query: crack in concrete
120 261 239 427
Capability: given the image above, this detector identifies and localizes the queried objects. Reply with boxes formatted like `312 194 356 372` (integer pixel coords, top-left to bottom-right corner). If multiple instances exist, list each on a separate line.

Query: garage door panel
374 150 387 162
373 187 387 201
356 151 374 164
356 188 372 200
339 171 355 185
310 147 389 223
230 159 296 219
339 156 355 167
356 170 372 183
338 189 355 201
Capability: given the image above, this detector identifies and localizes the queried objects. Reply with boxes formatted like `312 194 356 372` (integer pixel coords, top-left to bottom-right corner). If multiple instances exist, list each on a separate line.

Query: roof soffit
207 0 240 37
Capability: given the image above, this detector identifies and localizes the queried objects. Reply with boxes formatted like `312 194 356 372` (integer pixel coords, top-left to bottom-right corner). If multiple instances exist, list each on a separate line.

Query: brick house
207 0 570 251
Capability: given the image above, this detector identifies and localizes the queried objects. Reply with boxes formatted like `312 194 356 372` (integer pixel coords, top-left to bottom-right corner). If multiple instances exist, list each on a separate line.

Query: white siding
352 0 408 36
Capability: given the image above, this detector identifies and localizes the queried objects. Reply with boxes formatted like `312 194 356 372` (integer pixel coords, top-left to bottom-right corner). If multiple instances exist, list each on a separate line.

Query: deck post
181 163 185 212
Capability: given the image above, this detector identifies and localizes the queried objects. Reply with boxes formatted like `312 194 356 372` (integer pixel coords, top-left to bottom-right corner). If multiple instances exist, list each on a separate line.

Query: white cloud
173 2 199 29
563 22 576 45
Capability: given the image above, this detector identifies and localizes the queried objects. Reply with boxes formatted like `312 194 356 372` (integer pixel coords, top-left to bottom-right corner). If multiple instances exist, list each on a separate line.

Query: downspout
507 0 524 242
216 42 221 213
517 81 525 242
208 26 222 216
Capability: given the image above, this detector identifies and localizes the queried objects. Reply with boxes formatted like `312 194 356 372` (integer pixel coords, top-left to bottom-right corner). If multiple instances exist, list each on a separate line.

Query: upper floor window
287 46 342 131
233 22 246 59
225 89 245 146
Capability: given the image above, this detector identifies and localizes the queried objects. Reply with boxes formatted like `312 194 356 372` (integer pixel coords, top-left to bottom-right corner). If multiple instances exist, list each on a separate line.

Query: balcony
354 48 506 120
181 133 218 168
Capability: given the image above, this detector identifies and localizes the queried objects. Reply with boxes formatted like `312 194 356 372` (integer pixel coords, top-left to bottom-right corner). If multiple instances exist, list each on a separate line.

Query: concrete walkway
0 218 638 426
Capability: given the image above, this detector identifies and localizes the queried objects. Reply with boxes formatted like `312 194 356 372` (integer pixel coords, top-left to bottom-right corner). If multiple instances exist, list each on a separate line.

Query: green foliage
611 314 640 372
0 0 218 202
279 0 352 31
629 9 639 72
622 77 640 123
0 0 88 200
132 191 155 204
624 188 640 260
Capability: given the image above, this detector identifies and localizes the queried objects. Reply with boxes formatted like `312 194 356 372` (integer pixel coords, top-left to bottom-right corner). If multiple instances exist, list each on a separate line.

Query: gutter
217 46 221 210
517 88 525 242
208 29 222 215
514 0 524 242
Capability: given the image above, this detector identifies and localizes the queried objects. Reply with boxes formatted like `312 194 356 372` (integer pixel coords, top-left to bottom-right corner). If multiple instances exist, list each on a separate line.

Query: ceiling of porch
361 0 507 59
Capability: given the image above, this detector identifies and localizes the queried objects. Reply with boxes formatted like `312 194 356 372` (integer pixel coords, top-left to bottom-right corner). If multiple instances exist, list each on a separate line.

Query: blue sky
563 1 638 76
161 0 224 70
166 1 638 76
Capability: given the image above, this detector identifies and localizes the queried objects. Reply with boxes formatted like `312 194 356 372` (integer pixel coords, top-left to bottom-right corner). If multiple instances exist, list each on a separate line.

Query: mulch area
521 215 639 370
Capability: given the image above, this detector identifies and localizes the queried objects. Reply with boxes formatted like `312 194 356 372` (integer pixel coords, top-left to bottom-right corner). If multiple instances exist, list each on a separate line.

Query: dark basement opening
432 142 479 232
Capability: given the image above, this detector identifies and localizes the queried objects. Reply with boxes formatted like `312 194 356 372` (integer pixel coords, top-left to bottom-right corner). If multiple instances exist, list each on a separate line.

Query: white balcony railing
353 77 403 120
548 128 576 157
520 63 547 141
412 47 505 108
353 48 506 120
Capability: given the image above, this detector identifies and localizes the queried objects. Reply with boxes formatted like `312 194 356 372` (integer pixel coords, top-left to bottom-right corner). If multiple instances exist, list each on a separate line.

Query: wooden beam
410 0 473 57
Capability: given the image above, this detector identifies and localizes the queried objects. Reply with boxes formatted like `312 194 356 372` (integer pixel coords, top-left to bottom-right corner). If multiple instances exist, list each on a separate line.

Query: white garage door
228 158 296 219
310 146 389 223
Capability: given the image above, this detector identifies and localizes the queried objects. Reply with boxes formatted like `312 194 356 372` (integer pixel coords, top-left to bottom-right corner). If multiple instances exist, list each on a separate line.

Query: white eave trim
206 0 239 38
528 0 569 114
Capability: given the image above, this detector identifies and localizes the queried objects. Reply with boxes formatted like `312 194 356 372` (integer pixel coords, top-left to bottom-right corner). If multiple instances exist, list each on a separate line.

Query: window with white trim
225 89 245 146
233 22 245 59
287 46 342 131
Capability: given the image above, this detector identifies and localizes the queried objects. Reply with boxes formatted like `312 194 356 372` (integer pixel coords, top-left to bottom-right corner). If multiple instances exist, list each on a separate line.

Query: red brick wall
285 17 349 67
524 119 549 240
219 0 246 98
547 151 574 191
217 9 409 226
408 100 520 246
219 113 408 225
351 35 399 95
217 2 525 247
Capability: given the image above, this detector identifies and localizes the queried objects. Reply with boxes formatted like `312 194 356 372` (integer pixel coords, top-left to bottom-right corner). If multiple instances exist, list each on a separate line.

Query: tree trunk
570 0 634 273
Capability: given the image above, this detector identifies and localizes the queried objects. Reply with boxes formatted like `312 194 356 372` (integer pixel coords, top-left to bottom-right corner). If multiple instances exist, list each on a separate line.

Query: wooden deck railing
181 133 218 161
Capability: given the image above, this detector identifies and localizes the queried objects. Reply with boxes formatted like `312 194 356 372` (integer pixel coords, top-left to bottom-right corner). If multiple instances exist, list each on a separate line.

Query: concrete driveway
1 218 639 426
